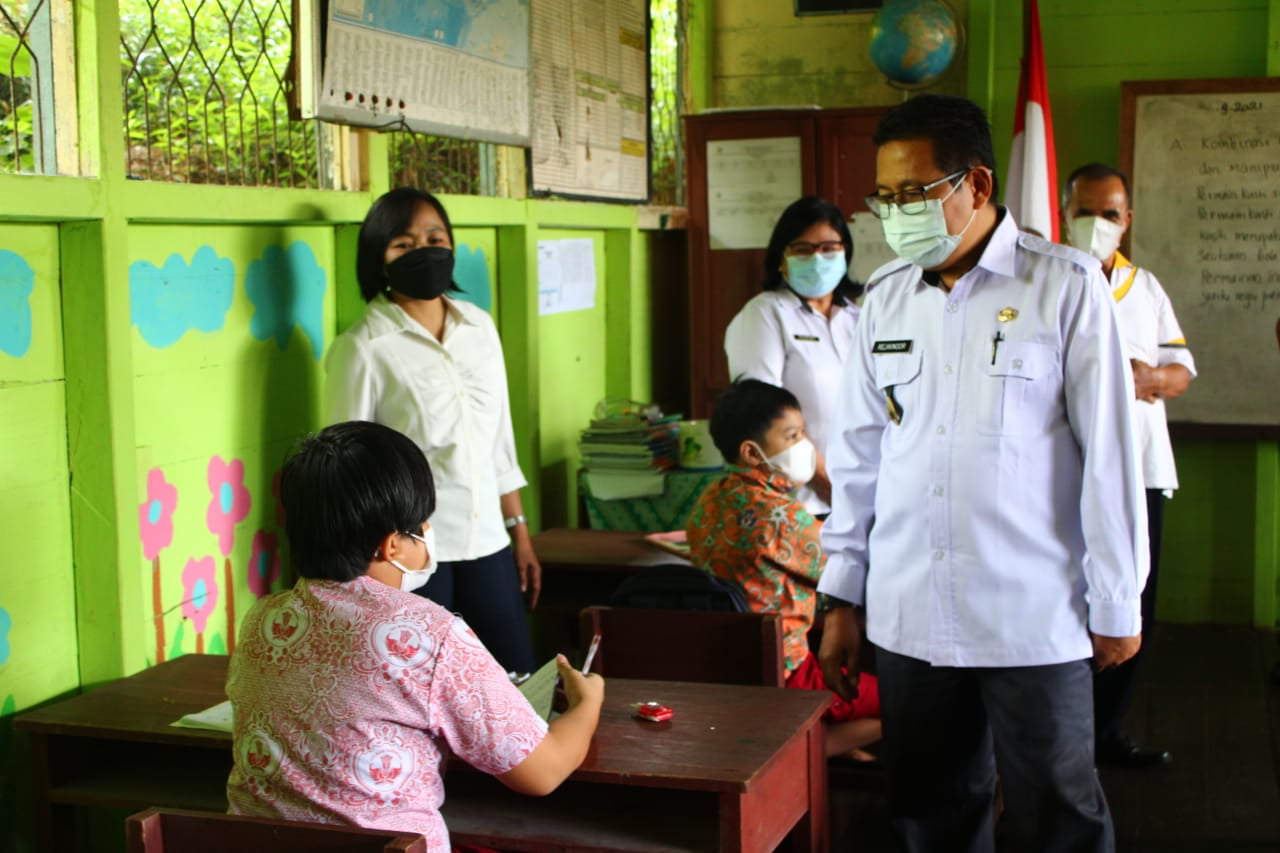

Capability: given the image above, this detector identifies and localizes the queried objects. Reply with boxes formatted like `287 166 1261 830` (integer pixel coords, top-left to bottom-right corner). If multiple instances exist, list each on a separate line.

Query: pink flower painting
139 468 178 665
139 468 177 560
181 556 219 654
206 456 252 556
247 530 280 598
207 455 251 655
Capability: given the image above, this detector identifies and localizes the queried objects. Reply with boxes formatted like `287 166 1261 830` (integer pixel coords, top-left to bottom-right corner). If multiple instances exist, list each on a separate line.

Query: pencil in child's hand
582 633 602 674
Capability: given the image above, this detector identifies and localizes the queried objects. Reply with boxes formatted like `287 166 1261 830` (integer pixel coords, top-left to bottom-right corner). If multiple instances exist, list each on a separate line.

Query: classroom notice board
1121 78 1280 432
309 0 531 146
530 0 649 201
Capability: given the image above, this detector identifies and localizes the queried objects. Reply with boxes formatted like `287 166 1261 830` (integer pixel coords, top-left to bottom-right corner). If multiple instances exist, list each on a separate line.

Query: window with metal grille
387 131 492 197
0 0 73 175
120 0 336 187
650 0 682 205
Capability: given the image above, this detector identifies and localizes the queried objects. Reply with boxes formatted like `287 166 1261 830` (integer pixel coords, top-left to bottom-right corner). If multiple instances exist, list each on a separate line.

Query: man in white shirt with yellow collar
1063 163 1197 770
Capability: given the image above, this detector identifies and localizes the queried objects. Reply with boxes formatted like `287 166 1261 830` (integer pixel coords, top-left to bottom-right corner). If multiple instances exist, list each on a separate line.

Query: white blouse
324 294 527 562
725 288 860 515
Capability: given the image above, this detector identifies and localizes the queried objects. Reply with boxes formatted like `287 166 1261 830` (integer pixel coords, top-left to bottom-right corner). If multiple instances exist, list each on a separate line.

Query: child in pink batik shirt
226 421 603 849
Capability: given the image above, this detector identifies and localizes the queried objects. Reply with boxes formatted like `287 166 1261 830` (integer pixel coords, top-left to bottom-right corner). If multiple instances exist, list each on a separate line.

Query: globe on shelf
868 0 962 89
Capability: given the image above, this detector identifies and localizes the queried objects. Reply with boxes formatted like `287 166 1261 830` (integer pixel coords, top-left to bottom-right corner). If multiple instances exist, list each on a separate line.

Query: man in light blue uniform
818 95 1148 853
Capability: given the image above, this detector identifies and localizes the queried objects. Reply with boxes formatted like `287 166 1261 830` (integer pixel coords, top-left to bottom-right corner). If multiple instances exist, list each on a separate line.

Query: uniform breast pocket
977 341 1060 437
873 351 923 425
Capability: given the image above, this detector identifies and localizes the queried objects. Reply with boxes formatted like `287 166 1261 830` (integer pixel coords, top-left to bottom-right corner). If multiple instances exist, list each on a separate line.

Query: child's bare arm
497 655 604 796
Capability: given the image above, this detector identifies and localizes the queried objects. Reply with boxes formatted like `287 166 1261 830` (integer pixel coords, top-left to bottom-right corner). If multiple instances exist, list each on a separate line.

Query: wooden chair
125 807 427 852
579 605 786 687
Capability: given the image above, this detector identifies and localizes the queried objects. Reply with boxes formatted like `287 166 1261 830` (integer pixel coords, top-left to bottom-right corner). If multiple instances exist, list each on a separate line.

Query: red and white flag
1005 0 1058 241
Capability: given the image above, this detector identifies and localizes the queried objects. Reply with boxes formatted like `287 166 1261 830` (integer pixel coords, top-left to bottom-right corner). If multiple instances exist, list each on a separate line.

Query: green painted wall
0 223 77 838
537 230 608 530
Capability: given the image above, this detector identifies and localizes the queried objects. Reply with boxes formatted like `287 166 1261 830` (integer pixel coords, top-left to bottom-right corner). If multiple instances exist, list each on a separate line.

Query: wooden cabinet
683 107 888 417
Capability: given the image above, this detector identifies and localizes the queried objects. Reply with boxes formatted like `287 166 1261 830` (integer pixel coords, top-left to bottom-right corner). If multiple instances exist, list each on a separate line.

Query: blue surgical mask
785 252 847 298
880 181 976 269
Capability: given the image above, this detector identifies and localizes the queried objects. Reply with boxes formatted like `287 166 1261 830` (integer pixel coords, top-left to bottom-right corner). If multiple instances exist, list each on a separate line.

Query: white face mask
388 526 438 593
1067 215 1125 263
755 437 817 487
785 251 847 298
879 178 976 269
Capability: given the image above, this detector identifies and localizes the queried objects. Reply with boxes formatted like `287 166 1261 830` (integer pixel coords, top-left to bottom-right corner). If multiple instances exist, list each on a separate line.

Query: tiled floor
830 624 1280 851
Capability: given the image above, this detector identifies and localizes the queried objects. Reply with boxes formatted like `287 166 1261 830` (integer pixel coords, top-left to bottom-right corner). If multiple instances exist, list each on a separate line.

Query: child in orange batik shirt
686 379 880 759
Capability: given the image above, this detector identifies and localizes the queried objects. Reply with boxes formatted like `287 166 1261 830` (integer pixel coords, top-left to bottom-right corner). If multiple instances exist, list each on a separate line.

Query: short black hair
280 421 436 582
1061 162 1132 210
356 187 459 302
873 94 998 197
762 196 864 302
709 379 801 465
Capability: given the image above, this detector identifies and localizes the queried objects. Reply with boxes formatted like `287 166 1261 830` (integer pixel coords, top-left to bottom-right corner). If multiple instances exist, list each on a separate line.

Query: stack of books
580 405 681 500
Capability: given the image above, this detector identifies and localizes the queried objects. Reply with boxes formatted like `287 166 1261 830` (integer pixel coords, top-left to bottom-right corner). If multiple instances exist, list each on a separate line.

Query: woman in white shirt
724 197 863 517
325 187 539 674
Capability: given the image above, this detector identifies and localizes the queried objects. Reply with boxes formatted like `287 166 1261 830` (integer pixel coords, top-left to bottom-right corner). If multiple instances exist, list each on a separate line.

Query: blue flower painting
0 606 11 665
244 242 327 359
453 244 493 313
130 246 235 348
0 250 34 357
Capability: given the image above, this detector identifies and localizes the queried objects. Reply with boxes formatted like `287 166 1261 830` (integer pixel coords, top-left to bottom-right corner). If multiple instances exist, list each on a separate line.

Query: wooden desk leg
30 733 76 853
788 719 829 853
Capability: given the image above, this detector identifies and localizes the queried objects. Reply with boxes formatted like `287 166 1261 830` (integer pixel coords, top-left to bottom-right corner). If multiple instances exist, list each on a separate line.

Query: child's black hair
280 420 436 582
709 379 801 465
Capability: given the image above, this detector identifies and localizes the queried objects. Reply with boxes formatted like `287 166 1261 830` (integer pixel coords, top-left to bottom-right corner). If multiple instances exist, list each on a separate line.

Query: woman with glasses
325 187 540 677
724 196 864 517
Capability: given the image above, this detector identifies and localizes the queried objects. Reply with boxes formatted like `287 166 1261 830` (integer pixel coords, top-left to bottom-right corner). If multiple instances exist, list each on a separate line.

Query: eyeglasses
786 240 844 257
864 168 970 219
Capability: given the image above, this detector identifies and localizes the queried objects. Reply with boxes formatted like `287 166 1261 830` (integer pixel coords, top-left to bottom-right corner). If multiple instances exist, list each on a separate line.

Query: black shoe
1097 735 1172 769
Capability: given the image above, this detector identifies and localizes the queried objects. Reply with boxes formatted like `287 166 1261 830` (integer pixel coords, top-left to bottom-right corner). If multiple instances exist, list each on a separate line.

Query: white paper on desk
707 137 802 250
537 238 596 315
172 699 234 733
517 657 559 721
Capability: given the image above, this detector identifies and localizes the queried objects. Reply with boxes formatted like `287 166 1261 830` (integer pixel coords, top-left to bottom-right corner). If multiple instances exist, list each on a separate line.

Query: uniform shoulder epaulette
865 256 913 289
1015 230 1100 275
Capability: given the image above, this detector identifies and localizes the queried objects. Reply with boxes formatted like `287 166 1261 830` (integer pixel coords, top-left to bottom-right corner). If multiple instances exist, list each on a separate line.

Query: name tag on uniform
872 339 913 354
793 334 820 342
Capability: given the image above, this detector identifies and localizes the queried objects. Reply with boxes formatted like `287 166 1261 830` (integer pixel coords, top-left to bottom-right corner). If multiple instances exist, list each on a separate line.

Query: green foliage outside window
120 0 320 186
650 0 681 205
0 3 39 174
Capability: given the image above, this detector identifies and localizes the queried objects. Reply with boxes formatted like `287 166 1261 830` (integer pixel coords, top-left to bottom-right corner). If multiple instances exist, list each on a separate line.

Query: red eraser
634 701 673 722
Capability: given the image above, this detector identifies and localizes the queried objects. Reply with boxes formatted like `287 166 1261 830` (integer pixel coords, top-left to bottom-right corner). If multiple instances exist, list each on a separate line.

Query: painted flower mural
181 556 219 654
207 456 251 653
139 467 178 663
248 530 280 598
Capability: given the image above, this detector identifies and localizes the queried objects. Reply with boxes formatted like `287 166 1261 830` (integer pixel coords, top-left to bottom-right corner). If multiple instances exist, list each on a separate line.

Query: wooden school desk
532 527 694 659
16 654 830 852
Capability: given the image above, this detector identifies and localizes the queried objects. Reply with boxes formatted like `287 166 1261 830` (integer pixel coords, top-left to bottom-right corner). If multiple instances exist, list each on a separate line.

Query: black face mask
385 246 454 301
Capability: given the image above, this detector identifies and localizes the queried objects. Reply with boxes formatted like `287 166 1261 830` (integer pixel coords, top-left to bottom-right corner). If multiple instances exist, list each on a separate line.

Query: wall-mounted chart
301 0 532 146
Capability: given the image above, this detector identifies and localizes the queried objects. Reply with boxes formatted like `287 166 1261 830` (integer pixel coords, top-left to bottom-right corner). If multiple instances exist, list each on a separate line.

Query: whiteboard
1123 79 1280 429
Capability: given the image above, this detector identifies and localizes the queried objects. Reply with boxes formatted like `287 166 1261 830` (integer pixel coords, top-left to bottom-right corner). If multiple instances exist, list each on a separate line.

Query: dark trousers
415 545 536 674
1093 488 1165 746
878 648 1114 853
